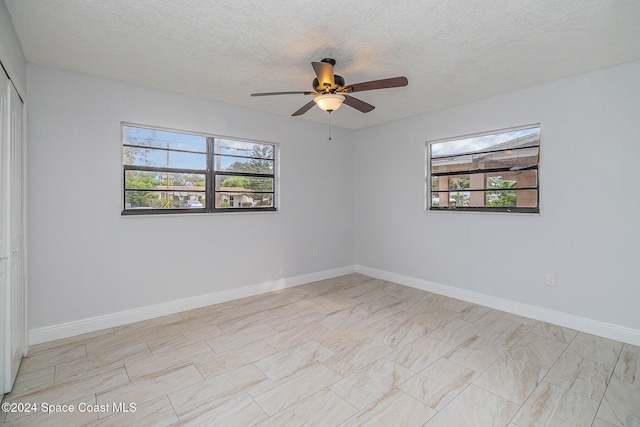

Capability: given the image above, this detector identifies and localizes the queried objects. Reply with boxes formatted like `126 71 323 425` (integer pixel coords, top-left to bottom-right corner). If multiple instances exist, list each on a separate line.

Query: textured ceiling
5 0 640 130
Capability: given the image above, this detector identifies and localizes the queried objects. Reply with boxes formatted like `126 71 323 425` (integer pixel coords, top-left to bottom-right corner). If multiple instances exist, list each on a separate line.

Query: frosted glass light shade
313 94 345 112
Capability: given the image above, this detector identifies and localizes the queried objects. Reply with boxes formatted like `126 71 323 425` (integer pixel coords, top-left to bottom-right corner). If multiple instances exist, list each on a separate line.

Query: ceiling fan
251 58 408 116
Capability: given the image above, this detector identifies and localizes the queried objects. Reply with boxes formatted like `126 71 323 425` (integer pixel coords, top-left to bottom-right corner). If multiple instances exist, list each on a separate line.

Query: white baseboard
29 265 356 345
355 265 640 346
30 264 640 347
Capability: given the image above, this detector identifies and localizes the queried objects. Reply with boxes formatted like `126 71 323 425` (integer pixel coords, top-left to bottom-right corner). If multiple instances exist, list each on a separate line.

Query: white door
0 68 8 393
1 75 26 394
5 79 25 393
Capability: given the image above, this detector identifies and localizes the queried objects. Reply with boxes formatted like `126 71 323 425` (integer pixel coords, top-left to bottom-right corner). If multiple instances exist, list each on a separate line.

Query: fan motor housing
313 75 345 93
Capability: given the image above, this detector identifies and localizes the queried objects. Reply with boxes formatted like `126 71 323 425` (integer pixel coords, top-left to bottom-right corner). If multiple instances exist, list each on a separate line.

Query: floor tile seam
191 343 275 380
53 361 127 388
170 390 220 424
471 367 540 409
132 334 212 363
505 394 523 427
84 340 149 361
394 386 440 417
594 386 636 427
533 331 583 393
544 375 609 404
606 344 625 381
243 391 270 426
471 344 560 410
81 394 119 427
488 348 560 407
105 361 205 407
521 379 600 419
327 388 362 424
19 343 90 376
265 387 358 425
591 392 626 427
335 355 418 393
9 365 127 406
564 341 624 369
450 336 511 377
123 371 206 419
27 328 117 357
416 379 477 420
126 358 205 383
53 363 59 385
501 332 565 370
465 381 523 410
508 382 554 427
246 361 339 403
554 349 618 383
591 347 629 426
249 357 278 382
502 322 538 348
388 384 442 419
249 380 307 418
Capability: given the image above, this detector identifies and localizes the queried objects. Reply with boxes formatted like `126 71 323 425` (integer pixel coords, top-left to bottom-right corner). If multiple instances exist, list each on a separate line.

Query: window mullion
206 136 215 213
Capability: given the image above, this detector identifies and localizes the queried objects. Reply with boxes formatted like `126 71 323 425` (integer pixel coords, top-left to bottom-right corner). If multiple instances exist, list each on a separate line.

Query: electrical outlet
312 248 318 257
545 273 556 287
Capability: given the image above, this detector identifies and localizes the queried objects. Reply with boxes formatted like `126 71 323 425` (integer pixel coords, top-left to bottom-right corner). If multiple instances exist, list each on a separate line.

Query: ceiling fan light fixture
314 93 345 112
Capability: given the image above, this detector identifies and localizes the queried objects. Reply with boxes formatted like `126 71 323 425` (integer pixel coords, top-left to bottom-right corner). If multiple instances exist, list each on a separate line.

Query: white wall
27 64 355 331
0 1 26 93
355 60 640 332
26 59 640 342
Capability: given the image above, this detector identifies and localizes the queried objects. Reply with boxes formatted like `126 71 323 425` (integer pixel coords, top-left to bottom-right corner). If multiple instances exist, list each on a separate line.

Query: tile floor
1 274 639 426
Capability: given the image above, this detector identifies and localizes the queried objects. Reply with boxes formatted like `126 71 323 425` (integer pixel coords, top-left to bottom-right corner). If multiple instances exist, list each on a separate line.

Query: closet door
0 69 8 393
5 79 25 393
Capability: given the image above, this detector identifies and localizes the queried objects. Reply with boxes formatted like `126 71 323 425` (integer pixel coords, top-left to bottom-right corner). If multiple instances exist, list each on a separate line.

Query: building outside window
427 125 540 213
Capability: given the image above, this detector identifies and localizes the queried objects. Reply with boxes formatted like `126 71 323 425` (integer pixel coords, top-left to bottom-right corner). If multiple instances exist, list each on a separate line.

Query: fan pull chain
328 111 333 141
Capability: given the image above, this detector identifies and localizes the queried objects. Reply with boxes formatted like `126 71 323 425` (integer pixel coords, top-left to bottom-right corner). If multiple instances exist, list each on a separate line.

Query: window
122 124 276 214
427 125 540 213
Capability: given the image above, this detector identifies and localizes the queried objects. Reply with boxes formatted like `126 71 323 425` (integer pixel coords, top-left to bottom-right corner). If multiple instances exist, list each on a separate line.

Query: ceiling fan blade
312 62 335 89
343 95 375 113
251 91 315 97
292 100 316 116
345 76 408 93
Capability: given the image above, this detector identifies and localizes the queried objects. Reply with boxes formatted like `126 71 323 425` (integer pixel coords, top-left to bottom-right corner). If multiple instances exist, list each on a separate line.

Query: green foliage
125 172 159 189
432 177 439 191
450 192 469 207
221 176 250 188
143 193 164 208
487 191 517 207
125 171 161 207
222 144 274 195
125 141 274 209
449 177 470 190
486 176 517 207
170 173 205 187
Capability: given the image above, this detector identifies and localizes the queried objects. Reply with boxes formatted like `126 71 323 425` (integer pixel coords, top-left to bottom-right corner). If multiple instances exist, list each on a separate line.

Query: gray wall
26 64 355 330
25 55 640 339
0 0 26 93
355 60 640 331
